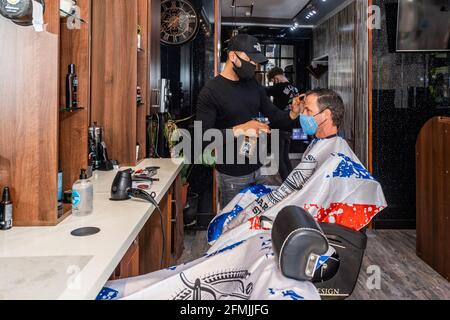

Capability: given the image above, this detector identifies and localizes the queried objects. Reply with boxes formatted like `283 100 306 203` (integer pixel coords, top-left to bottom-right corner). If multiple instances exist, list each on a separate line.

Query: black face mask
232 55 256 81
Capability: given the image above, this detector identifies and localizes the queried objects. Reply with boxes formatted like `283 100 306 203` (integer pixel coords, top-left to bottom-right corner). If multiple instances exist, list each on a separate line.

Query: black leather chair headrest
272 206 329 281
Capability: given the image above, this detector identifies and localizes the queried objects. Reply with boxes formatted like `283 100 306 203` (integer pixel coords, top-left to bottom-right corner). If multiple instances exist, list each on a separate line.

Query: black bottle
66 64 78 109
0 187 13 230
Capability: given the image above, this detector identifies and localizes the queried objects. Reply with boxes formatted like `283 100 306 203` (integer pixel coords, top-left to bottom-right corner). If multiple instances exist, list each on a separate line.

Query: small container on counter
0 187 13 230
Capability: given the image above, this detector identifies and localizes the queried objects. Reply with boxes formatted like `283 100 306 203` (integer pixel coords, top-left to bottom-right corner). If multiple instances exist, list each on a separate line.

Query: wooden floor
350 230 450 300
178 229 450 300
177 230 210 265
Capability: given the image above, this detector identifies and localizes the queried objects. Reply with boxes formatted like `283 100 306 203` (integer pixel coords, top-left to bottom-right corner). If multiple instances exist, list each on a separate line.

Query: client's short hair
306 89 345 129
267 67 284 82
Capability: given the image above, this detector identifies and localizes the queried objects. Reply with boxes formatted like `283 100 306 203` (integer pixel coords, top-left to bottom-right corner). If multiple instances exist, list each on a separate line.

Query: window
256 44 296 86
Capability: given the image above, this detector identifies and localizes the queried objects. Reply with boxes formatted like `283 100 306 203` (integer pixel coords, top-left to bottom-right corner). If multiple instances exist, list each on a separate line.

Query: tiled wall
312 0 369 166
372 0 450 228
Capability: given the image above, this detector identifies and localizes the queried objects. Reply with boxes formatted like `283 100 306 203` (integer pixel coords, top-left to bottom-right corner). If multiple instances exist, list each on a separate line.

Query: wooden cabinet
0 0 161 226
111 175 184 279
171 174 185 262
0 1 91 226
416 116 450 281
110 238 140 280
90 0 138 166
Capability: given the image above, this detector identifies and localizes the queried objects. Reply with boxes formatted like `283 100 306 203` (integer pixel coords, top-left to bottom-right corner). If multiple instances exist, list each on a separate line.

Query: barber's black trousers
279 132 293 181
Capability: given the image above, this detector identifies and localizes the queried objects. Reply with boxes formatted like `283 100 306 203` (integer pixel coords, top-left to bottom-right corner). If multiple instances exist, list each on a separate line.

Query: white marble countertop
0 158 184 300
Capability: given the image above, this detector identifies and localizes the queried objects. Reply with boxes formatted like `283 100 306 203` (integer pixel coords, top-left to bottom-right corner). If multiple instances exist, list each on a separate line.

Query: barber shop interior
0 0 449 303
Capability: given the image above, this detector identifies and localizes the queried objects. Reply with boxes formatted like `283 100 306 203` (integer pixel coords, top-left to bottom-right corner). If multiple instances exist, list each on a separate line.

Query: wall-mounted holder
307 55 329 79
60 0 86 23
151 79 172 113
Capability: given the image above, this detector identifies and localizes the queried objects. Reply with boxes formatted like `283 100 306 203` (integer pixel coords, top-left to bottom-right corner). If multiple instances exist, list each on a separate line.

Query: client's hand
233 120 271 138
223 212 248 234
222 199 267 234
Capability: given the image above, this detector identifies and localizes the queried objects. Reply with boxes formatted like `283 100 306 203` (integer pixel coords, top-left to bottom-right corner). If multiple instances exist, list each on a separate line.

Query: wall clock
161 0 199 46
0 0 44 26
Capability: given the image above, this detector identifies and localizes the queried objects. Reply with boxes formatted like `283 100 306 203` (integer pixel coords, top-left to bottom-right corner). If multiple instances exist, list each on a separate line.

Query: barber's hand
233 120 271 138
290 94 306 120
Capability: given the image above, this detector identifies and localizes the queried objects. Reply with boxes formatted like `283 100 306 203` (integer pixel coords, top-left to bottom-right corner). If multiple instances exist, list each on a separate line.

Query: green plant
147 113 195 158
180 163 194 185
164 114 195 151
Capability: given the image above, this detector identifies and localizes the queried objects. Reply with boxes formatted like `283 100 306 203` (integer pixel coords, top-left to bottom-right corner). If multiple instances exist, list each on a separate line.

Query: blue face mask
299 109 326 136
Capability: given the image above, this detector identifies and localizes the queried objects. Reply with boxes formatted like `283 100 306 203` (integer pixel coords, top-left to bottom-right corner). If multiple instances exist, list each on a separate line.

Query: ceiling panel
222 0 309 20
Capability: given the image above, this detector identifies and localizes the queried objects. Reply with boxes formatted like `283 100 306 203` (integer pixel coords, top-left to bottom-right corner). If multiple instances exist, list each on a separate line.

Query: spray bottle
72 169 93 216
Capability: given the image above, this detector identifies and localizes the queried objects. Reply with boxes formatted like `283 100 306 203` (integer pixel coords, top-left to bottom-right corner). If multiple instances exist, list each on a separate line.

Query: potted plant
180 164 193 208
164 117 217 227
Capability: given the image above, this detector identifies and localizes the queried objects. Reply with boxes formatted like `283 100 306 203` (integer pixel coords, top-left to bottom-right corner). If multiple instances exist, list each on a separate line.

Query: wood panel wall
312 0 369 166
0 11 60 226
137 0 149 161
91 0 159 164
147 0 161 117
59 0 91 192
416 117 450 281
91 0 138 166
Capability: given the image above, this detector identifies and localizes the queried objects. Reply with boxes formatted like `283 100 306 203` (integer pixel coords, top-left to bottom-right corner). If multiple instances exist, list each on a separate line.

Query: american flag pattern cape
208 136 387 249
97 137 386 301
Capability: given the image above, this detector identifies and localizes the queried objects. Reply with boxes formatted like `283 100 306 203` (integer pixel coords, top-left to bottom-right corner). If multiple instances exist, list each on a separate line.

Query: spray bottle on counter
72 169 93 216
0 187 13 230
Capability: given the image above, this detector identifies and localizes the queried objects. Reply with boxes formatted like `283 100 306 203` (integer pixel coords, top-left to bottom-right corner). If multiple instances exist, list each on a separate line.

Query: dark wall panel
372 0 450 229
312 0 369 166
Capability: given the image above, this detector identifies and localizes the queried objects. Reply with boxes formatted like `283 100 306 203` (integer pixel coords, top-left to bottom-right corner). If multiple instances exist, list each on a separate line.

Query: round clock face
161 0 199 46
0 0 30 19
0 0 44 26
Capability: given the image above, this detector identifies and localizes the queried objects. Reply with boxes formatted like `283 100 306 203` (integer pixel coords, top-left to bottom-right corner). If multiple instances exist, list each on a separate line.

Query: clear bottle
72 169 93 216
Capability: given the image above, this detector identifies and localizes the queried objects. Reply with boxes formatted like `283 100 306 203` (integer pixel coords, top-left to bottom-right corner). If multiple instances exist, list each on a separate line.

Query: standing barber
196 34 301 210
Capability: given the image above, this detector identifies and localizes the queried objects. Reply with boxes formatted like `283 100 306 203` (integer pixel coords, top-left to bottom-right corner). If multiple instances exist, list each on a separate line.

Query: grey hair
306 89 345 129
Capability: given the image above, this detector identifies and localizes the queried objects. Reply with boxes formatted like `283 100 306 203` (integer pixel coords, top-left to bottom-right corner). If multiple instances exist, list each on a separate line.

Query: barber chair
271 206 367 300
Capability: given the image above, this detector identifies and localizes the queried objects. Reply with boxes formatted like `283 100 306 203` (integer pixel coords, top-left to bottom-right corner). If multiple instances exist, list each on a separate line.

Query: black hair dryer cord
128 188 166 269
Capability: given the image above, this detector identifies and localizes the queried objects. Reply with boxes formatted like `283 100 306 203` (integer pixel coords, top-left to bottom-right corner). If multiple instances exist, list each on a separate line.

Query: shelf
59 106 85 113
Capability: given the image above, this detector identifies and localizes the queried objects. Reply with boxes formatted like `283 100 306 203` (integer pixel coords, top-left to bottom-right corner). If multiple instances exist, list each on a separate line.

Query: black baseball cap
227 34 268 65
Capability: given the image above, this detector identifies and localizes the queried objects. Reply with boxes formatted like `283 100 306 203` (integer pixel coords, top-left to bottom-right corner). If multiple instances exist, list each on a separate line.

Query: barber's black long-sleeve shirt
196 75 298 176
